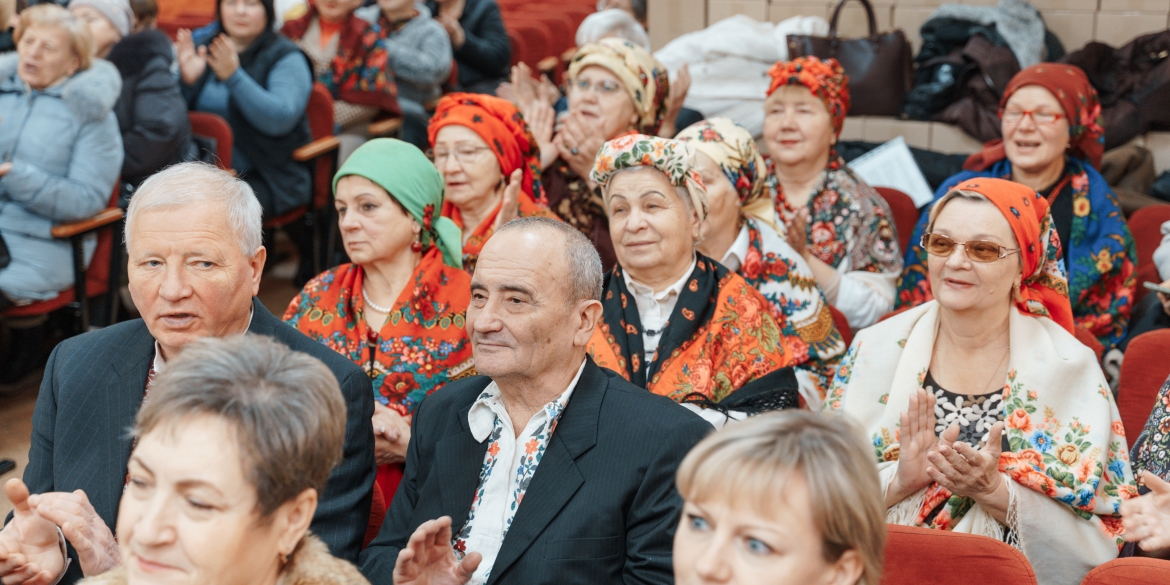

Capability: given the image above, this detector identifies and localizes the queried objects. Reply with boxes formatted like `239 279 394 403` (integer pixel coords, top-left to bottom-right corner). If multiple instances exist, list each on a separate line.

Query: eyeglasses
428 146 491 166
998 108 1064 125
921 233 1020 263
570 78 624 95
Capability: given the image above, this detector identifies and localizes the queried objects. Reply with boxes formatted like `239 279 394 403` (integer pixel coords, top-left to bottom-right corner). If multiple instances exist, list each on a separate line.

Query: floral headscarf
938 178 1074 332
591 134 708 220
569 38 671 135
766 56 851 136
675 117 772 226
427 93 546 204
965 63 1105 172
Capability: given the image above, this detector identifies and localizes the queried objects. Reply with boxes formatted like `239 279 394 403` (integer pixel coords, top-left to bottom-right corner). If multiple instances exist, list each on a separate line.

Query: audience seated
281 0 399 162
427 0 508 95
764 57 902 330
0 163 374 585
826 178 1136 585
72 0 197 196
1126 221 1170 348
63 335 366 585
285 138 472 507
0 4 122 383
673 411 885 585
575 8 647 50
176 0 312 222
358 216 711 584
355 0 452 150
585 133 804 410
899 64 1138 350
544 38 668 269
428 93 558 272
676 117 845 409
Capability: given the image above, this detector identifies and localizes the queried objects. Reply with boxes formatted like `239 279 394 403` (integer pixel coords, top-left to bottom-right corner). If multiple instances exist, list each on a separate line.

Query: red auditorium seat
873 186 920 253
829 305 852 347
1080 558 1170 585
188 111 233 170
1128 204 1170 304
1116 329 1170 448
881 524 1037 585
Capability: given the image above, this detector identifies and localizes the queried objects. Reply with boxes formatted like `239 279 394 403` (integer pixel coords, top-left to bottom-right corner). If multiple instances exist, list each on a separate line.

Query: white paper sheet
847 136 935 208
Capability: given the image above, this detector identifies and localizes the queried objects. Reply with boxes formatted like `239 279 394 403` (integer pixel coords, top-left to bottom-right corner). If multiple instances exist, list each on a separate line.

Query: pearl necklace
362 285 394 314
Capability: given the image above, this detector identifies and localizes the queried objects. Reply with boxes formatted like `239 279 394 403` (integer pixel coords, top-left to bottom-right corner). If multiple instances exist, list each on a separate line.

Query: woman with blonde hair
673 410 885 585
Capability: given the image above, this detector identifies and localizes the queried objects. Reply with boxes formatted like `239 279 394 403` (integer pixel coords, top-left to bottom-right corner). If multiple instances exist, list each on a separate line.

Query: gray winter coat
0 53 123 303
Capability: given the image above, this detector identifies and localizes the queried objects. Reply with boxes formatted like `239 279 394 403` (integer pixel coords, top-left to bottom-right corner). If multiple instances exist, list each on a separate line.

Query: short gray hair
125 162 264 257
576 9 649 49
134 334 346 518
495 217 603 303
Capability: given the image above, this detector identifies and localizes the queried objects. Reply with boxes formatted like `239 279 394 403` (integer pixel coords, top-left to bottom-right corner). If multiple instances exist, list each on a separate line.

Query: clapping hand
784 207 810 259
393 517 481 585
525 101 558 171
492 169 523 230
927 421 1007 504
175 29 208 85
1123 471 1170 552
887 388 940 507
554 113 605 181
0 479 66 585
373 403 412 467
657 63 691 138
207 34 241 81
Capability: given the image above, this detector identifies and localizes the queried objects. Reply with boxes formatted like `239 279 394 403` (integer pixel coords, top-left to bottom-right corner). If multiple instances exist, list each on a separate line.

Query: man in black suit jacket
359 217 711 585
0 163 374 585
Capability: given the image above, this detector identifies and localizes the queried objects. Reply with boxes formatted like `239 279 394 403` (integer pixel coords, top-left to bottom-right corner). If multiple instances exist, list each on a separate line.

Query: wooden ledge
52 208 123 239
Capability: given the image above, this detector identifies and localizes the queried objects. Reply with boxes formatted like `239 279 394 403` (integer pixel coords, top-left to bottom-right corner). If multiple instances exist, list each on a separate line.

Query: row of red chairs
501 3 593 69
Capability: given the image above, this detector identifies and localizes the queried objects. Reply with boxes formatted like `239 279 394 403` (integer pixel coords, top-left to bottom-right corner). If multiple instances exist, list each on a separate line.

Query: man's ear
573 300 604 348
249 246 267 296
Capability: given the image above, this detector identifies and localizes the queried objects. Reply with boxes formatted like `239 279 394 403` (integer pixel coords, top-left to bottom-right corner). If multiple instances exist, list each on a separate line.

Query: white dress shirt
453 360 587 585
719 225 752 273
622 258 697 363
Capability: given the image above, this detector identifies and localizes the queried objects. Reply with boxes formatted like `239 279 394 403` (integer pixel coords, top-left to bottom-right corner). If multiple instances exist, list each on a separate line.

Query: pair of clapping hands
0 479 119 584
175 29 241 85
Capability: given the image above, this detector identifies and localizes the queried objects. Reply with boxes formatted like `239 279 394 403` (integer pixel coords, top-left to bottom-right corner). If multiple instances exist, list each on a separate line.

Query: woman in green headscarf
284 138 471 503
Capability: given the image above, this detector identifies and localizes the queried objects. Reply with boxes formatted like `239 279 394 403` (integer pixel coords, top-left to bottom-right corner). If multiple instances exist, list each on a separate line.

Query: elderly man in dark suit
0 162 374 585
359 217 712 585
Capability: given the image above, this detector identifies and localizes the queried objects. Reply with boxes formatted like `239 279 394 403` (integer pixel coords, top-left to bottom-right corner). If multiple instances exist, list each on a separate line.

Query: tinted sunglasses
921 233 1020 263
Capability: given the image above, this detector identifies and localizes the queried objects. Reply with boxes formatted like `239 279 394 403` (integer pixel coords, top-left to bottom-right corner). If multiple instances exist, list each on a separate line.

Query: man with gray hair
359 217 711 585
0 162 374 585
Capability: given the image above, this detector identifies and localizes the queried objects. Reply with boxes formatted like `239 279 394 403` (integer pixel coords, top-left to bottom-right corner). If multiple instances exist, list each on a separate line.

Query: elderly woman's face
927 198 1021 315
219 0 267 42
569 65 640 140
694 151 740 252
1002 85 1071 178
763 85 835 170
336 175 420 267
126 200 265 360
316 0 363 23
674 473 862 585
119 415 310 585
16 24 80 90
433 124 505 218
607 167 700 280
71 5 120 58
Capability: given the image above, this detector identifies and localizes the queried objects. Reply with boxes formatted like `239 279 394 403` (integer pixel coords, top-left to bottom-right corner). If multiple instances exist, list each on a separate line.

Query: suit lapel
97 323 155 527
486 360 606 582
434 427 489 532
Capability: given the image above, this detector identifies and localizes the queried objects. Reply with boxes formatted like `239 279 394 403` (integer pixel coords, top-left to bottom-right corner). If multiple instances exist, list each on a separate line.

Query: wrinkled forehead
127 200 235 244
932 196 1017 245
474 229 568 290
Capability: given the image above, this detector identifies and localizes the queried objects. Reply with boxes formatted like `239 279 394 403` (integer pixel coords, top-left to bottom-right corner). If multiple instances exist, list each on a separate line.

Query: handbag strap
828 0 878 39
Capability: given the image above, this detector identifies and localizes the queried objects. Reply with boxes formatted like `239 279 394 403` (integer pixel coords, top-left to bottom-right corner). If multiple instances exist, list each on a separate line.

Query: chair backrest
1117 329 1170 448
873 187 920 253
881 524 1037 585
85 183 123 298
188 112 233 171
1128 204 1170 303
507 28 528 67
1080 558 1170 585
306 83 336 210
829 304 852 347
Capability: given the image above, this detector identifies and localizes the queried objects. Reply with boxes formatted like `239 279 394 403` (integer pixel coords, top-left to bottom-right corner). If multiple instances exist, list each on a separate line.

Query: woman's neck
458 187 504 241
774 150 829 208
383 5 417 21
626 252 694 293
230 33 259 52
936 303 1012 353
1012 156 1065 193
362 247 423 308
696 219 741 262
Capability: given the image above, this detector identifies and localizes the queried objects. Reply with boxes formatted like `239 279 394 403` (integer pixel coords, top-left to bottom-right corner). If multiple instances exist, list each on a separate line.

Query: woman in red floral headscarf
428 92 559 273
898 64 1137 350
764 56 902 331
828 177 1135 585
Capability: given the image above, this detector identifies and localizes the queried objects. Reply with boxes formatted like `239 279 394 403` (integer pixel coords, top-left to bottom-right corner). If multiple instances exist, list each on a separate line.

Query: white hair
495 217 603 303
125 162 264 256
576 9 650 50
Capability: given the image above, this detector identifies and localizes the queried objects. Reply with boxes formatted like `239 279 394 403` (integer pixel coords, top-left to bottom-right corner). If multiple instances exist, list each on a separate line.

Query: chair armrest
537 56 559 75
368 117 403 137
51 208 124 239
293 136 341 162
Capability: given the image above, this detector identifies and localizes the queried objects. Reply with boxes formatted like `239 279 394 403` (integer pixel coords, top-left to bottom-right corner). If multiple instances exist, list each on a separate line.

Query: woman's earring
410 231 423 253
1012 282 1022 301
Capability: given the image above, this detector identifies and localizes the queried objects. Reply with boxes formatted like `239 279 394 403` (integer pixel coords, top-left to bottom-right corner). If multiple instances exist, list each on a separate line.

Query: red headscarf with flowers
427 93 546 204
964 64 1105 172
766 56 851 137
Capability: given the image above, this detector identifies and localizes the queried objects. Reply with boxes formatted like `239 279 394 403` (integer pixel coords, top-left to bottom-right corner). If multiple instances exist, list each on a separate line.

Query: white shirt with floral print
452 360 586 585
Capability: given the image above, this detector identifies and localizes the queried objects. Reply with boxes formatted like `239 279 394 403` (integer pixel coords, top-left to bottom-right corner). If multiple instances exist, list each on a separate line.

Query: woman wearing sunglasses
897 64 1137 350
826 177 1136 585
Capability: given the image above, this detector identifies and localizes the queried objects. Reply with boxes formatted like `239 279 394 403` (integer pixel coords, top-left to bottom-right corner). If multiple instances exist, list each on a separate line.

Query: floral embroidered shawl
1129 375 1170 482
283 249 474 415
826 301 1136 545
896 158 1137 348
281 7 400 115
587 255 805 403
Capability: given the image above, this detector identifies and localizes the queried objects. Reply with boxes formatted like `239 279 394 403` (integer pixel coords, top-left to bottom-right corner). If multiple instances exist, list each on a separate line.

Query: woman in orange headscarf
827 177 1135 585
428 93 559 272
